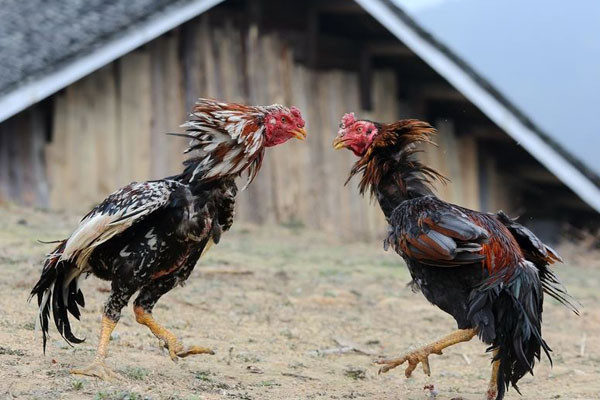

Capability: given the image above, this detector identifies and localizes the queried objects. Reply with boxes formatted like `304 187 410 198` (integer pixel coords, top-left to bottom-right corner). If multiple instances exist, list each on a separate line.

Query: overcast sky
392 0 600 177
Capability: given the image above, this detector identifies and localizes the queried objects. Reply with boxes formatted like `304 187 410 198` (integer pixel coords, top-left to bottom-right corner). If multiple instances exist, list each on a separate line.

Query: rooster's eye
281 117 287 123
357 127 363 133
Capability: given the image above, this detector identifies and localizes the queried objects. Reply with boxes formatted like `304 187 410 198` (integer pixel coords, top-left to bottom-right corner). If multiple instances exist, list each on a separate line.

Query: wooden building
0 0 598 240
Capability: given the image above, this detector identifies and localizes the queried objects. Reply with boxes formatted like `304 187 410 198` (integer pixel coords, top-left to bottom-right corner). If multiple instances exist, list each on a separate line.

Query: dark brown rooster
30 99 306 379
333 112 577 400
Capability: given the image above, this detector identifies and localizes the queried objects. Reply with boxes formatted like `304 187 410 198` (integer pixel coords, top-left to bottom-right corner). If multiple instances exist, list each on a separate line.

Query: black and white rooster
30 99 306 379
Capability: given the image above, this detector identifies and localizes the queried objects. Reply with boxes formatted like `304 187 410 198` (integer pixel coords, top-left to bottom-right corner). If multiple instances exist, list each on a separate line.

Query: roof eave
355 0 600 213
0 0 224 124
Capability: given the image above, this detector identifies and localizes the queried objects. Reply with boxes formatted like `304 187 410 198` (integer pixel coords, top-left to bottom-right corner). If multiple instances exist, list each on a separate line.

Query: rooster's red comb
290 106 301 118
341 112 356 128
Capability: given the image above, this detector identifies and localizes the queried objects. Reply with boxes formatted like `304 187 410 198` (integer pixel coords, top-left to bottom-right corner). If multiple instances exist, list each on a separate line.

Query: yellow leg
486 350 500 400
134 306 214 361
71 315 122 380
376 328 477 376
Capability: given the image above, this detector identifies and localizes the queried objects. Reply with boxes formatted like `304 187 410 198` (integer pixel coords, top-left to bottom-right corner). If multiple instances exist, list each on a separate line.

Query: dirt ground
0 204 598 400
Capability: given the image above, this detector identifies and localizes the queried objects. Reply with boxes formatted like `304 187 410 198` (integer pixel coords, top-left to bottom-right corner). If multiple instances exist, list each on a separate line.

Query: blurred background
1 0 599 242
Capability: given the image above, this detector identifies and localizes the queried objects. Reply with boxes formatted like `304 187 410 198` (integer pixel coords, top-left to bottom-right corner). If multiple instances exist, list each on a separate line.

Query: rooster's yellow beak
290 127 307 141
332 136 346 150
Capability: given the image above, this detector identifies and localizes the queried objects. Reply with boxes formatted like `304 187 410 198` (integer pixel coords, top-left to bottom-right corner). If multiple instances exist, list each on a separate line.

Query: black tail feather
469 263 550 400
538 266 580 315
29 241 85 353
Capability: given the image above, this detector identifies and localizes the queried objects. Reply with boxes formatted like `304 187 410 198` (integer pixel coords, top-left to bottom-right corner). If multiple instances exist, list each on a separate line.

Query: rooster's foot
162 338 214 361
375 345 442 377
70 360 123 380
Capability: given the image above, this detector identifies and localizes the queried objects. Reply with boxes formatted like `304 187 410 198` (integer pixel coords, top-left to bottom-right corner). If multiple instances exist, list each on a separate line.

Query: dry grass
0 203 599 400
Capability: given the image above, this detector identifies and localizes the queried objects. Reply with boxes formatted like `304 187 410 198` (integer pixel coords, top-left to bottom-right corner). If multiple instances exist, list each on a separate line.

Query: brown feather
347 119 447 197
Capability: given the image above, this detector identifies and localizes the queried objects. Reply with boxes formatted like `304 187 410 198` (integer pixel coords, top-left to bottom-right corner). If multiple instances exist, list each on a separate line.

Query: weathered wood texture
0 18 503 239
0 104 49 207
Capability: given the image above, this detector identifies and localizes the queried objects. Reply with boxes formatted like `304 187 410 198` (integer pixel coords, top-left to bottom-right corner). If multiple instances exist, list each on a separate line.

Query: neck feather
173 101 278 187
347 120 446 217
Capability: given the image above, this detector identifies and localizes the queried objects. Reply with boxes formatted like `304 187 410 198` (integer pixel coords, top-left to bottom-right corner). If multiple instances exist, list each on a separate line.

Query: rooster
30 99 306 379
333 112 577 400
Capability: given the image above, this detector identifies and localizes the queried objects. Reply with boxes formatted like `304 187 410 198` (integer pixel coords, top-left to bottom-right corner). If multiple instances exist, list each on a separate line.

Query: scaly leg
134 306 214 361
486 350 500 400
71 278 137 380
376 328 477 376
71 315 122 380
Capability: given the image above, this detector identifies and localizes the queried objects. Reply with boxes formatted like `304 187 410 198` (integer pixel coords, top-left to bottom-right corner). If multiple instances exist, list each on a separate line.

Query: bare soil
0 204 598 400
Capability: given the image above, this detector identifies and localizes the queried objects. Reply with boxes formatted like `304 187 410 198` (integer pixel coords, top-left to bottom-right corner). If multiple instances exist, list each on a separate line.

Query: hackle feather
347 119 447 196
178 98 286 188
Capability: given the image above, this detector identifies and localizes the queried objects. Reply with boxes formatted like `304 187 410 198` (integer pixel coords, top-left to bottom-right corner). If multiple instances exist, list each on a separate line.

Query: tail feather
29 240 85 352
469 262 550 400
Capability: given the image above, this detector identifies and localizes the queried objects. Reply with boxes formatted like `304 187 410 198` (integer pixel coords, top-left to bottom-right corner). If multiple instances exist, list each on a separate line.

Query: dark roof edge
0 0 224 124
355 0 600 212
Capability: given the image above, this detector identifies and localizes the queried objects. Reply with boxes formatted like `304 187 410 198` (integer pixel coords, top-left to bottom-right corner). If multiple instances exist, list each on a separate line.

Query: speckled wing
385 197 489 267
60 180 182 269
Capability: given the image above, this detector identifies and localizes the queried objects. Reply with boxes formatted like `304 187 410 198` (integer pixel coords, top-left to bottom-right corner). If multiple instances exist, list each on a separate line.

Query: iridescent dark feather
347 117 577 400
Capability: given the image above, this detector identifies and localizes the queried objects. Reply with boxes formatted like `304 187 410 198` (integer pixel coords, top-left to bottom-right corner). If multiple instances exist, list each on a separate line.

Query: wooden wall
0 104 49 208
0 16 494 239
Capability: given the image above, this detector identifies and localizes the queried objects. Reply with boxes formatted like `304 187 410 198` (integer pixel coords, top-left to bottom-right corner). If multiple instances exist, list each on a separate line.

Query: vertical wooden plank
458 135 480 210
149 38 170 180
435 119 461 204
164 32 187 175
238 27 273 224
72 73 101 209
487 160 513 213
6 115 25 203
0 123 9 202
61 84 83 210
28 105 50 207
288 63 313 228
14 113 35 205
47 92 68 209
118 49 153 184
149 32 187 179
91 65 119 198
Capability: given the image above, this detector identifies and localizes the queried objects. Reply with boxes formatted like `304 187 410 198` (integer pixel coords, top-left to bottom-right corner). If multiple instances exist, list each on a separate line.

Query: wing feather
60 180 181 269
386 196 488 267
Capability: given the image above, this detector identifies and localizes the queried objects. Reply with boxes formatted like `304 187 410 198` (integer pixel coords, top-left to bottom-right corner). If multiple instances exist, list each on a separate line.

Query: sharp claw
404 361 417 378
376 349 437 378
421 357 431 376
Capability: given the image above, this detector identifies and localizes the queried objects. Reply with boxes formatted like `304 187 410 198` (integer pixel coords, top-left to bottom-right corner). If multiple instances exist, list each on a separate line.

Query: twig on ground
333 337 378 356
246 365 264 374
580 333 587 357
307 346 354 356
281 372 319 381
307 337 379 357
461 353 471 365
